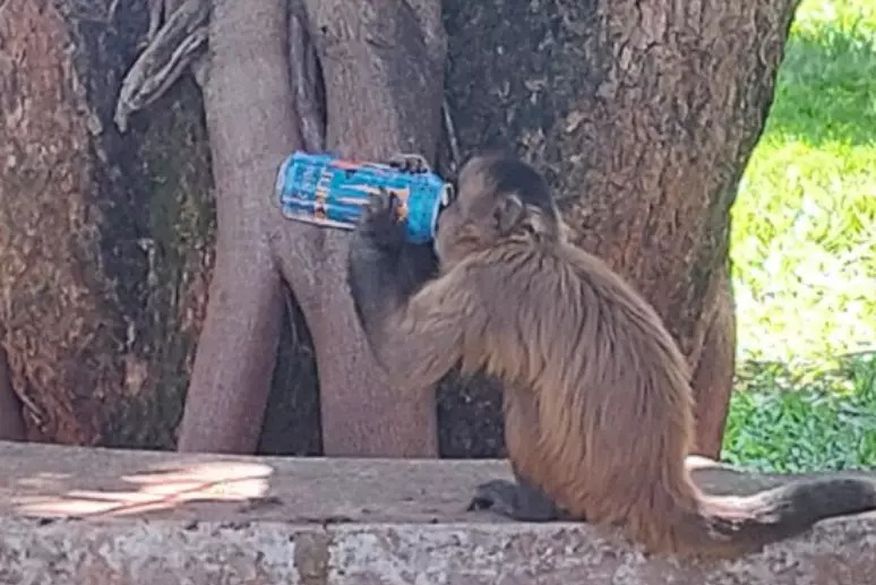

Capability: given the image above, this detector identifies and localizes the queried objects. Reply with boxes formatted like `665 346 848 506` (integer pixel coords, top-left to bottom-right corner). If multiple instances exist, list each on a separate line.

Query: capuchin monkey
347 153 876 558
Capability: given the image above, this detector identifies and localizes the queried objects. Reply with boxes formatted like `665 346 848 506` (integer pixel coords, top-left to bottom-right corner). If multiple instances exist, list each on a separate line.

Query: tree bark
175 0 447 457
1 0 797 460
0 0 445 456
440 0 799 458
0 347 25 441
173 0 299 453
0 0 323 455
287 0 446 456
0 0 214 447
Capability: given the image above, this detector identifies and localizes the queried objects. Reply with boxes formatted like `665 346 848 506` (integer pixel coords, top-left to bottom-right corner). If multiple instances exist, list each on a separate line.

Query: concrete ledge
1 441 875 584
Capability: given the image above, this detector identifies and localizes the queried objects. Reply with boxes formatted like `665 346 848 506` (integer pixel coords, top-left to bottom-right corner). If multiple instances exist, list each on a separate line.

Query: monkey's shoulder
456 245 580 314
456 242 648 332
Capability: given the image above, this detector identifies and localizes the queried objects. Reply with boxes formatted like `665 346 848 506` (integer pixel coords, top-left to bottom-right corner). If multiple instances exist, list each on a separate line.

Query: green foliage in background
723 0 876 472
723 354 876 472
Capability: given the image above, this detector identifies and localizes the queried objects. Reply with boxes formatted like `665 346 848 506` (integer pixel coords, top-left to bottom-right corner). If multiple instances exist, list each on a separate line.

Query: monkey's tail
668 477 876 557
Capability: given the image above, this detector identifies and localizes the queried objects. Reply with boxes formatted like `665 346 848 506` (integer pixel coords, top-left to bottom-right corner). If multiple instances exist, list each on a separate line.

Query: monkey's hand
468 479 574 522
358 188 406 251
387 153 431 174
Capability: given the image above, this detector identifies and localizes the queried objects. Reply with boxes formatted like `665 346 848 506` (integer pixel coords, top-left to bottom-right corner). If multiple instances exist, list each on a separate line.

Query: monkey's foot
468 479 573 522
388 153 430 174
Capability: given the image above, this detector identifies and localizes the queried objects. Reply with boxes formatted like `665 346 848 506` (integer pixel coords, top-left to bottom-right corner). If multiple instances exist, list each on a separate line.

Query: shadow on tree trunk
0 346 26 441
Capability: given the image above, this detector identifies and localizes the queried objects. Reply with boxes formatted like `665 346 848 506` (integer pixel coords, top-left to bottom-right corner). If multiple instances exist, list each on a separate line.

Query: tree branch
114 0 208 133
288 0 325 151
176 0 303 453
276 0 447 456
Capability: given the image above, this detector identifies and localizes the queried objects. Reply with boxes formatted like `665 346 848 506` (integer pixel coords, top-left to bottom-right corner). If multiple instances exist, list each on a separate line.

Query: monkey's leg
468 387 574 522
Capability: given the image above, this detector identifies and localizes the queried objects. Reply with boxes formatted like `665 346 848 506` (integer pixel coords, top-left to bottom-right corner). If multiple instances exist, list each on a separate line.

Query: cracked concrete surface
1 441 875 584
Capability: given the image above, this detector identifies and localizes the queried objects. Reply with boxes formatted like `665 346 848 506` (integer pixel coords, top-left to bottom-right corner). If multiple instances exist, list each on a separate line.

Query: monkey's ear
493 194 525 234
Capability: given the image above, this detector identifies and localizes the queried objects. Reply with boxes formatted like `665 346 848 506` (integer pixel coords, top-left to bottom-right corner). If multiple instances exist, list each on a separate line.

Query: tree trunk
174 0 302 454
176 0 447 457
0 0 443 456
1 0 797 460
286 0 447 456
0 0 325 455
0 347 25 440
440 0 799 457
0 0 214 447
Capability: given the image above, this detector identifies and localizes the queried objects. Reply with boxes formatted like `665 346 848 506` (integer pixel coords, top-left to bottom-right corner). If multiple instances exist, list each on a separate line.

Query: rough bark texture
439 0 799 458
0 348 25 440
174 0 299 453
177 0 449 457
0 0 442 456
0 0 324 455
2 0 795 459
0 0 214 447
279 0 446 456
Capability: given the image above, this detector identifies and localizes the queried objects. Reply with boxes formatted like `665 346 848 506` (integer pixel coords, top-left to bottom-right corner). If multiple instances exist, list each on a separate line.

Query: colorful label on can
275 151 449 244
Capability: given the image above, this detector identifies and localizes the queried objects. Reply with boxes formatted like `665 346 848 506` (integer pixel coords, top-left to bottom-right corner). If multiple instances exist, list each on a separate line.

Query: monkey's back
466 240 699 524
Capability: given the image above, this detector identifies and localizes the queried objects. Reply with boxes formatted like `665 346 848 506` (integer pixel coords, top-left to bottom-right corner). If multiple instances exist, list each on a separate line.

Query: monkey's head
435 154 563 266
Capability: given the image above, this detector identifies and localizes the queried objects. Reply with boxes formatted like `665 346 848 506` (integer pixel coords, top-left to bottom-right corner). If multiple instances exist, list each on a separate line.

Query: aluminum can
276 151 450 244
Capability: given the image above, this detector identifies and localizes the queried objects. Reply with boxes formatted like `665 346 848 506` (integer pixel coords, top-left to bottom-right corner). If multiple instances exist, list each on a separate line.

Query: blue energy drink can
275 151 452 244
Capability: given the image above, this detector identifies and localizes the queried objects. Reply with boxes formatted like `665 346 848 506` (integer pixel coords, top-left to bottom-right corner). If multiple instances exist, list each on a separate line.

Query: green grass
723 0 876 472
723 354 876 472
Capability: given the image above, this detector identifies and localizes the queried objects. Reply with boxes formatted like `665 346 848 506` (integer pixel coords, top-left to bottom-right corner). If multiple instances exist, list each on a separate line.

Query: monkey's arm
347 198 437 347
348 193 473 390
350 249 471 389
347 156 439 335
348 235 437 334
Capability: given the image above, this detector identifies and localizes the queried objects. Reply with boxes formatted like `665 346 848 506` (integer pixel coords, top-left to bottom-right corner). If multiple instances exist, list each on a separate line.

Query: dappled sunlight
722 0 876 472
730 0 876 366
13 461 275 518
14 471 73 490
792 0 876 36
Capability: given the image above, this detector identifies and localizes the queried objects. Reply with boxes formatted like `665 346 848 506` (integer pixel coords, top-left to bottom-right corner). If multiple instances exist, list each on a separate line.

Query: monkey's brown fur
348 153 876 558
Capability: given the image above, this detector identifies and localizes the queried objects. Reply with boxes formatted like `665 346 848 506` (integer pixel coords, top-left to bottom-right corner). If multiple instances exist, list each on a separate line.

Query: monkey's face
434 156 501 266
434 155 561 267
432 188 469 267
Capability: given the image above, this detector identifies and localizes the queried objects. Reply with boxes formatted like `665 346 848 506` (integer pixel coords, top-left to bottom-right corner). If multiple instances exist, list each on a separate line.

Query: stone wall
1 442 874 584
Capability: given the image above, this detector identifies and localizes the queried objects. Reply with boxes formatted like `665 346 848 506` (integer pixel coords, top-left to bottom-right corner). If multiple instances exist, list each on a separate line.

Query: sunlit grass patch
724 0 876 469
